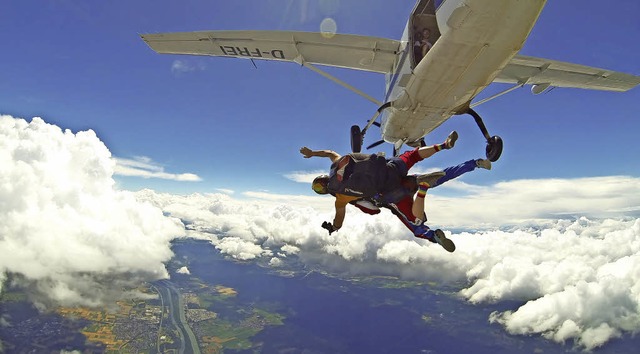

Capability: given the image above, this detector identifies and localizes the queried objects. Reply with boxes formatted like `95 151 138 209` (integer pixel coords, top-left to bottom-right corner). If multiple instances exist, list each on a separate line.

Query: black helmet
312 175 329 194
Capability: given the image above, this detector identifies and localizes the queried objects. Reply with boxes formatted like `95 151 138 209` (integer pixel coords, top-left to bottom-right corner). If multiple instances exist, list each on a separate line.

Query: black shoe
434 229 456 252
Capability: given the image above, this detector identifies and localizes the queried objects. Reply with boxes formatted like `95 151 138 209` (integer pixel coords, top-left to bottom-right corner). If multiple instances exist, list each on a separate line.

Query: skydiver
301 131 481 251
359 158 492 252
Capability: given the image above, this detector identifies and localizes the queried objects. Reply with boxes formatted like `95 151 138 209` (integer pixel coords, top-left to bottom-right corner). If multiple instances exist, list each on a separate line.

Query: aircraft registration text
219 46 285 59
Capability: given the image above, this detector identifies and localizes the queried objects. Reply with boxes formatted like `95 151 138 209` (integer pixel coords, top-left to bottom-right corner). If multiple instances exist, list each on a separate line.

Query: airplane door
410 0 442 68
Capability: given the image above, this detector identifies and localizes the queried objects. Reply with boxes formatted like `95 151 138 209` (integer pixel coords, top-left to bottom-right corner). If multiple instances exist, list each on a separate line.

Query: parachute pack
327 153 387 197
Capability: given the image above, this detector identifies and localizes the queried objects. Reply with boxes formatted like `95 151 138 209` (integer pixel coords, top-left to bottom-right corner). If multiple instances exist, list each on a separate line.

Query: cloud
284 168 640 229
213 237 272 261
3 114 640 349
283 170 326 183
114 156 202 182
177 266 190 275
0 115 185 307
474 218 640 349
432 176 640 227
136 177 640 350
215 188 235 195
171 59 206 75
377 218 640 350
242 190 330 211
269 257 284 267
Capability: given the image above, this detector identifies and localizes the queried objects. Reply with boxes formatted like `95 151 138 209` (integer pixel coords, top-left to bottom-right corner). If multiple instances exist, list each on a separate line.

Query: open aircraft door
410 0 442 68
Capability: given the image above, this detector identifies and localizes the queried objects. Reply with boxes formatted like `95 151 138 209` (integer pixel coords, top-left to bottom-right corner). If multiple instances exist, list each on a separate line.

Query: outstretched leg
416 131 458 160
410 159 490 219
385 198 455 252
412 183 430 223
379 157 491 252
385 131 458 188
430 158 491 188
411 171 444 223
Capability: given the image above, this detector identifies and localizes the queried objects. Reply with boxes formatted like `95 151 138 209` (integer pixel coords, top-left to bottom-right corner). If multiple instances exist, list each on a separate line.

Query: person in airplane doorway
413 26 425 64
421 28 433 58
301 131 467 251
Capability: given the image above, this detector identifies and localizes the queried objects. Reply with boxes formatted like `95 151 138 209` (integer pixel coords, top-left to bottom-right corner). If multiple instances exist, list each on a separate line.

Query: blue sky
1 0 639 195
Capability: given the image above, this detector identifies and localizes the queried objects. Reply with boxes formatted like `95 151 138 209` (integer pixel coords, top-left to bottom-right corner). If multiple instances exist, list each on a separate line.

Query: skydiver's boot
431 131 458 152
444 131 458 149
416 171 446 188
434 229 456 252
475 159 492 170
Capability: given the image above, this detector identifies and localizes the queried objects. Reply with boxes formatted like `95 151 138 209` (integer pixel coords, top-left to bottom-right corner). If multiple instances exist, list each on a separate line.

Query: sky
1 0 638 195
1 0 640 351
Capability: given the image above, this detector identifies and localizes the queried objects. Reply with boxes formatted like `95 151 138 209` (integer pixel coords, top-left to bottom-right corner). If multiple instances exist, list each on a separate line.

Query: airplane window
434 0 444 10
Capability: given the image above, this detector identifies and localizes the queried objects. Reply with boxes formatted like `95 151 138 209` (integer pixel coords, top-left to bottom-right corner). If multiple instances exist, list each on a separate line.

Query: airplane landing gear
467 108 503 162
350 125 363 153
351 102 392 153
485 135 503 162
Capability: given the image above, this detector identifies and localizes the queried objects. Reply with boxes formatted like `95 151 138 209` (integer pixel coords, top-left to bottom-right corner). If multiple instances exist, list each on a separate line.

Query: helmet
312 175 329 195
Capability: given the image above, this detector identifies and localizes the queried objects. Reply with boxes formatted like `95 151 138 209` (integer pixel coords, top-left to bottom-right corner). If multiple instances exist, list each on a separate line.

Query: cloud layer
138 179 640 350
0 115 185 307
2 114 640 350
114 156 202 181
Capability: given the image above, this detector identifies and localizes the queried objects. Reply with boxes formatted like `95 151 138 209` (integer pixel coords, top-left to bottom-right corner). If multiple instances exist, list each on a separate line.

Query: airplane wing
141 30 401 74
494 54 640 92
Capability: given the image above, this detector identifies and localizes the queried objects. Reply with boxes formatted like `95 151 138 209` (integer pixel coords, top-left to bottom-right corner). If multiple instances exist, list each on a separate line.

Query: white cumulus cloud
269 257 284 267
0 115 185 307
176 266 191 275
136 179 640 350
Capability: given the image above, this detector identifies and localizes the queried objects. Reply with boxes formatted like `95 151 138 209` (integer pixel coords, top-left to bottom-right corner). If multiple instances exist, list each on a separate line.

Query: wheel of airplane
350 125 362 153
486 135 503 162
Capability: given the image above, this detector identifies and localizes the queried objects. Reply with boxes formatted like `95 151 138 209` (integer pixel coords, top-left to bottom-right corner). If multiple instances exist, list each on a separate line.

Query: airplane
141 0 640 160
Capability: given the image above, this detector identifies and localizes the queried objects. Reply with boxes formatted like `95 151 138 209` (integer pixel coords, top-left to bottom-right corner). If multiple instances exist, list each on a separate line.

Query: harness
327 153 387 197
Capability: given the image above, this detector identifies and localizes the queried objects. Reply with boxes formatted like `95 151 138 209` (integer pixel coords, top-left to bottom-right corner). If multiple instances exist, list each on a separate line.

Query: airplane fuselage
381 0 547 145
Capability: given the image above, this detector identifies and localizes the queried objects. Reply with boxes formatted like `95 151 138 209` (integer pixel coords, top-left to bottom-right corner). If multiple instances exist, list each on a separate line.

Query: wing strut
470 82 525 108
293 55 382 106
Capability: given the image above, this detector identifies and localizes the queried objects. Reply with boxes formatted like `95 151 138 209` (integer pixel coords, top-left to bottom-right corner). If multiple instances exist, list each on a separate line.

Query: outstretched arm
321 200 346 235
321 194 356 234
325 194 358 233
300 147 341 163
333 202 346 229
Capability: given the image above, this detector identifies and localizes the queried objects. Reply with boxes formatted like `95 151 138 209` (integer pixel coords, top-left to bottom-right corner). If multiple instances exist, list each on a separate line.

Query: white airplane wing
494 54 640 92
141 30 401 74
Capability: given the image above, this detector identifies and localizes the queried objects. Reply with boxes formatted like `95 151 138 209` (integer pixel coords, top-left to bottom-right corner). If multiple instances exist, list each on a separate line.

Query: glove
321 221 338 235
